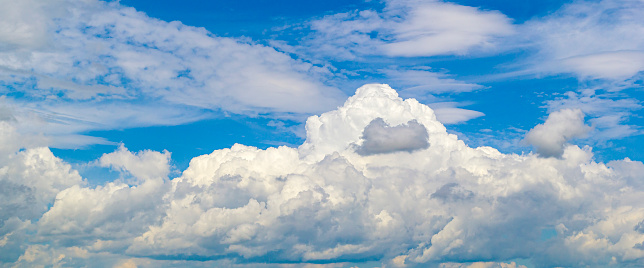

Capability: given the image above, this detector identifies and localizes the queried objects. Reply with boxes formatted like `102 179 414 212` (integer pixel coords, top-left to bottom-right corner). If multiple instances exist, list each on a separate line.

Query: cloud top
525 108 592 158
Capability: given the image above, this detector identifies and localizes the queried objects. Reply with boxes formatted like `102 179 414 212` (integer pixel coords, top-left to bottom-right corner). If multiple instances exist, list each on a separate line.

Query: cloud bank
1 84 643 267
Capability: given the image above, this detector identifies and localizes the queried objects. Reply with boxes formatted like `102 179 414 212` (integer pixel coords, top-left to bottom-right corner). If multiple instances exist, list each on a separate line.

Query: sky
1 0 644 267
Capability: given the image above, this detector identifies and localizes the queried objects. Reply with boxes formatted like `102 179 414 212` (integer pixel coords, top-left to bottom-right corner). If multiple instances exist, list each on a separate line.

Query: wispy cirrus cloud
286 0 514 60
520 0 644 81
0 0 346 148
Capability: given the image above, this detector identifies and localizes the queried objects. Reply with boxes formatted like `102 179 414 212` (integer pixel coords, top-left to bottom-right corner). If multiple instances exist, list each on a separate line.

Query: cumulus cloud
525 108 592 158
545 89 642 141
0 124 83 261
355 117 429 155
2 84 644 267
297 0 514 59
99 144 172 181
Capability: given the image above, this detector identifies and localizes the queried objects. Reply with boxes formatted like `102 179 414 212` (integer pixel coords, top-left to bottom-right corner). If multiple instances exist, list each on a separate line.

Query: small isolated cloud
525 109 592 158
430 105 485 125
355 117 429 155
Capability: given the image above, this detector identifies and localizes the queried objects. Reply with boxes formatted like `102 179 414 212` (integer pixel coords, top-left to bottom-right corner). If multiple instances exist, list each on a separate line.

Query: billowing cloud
0 124 84 261
2 84 641 267
525 108 592 158
545 89 642 141
99 144 172 181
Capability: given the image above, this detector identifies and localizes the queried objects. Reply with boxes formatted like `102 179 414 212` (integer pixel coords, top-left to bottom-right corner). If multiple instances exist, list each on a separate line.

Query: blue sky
1 0 644 267
39 0 644 169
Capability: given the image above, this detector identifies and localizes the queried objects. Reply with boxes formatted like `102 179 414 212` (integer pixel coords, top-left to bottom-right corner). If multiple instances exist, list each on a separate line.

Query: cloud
296 0 514 59
99 144 172 181
0 0 345 148
382 68 484 96
381 0 514 57
545 88 642 141
429 104 485 125
525 108 592 158
355 117 429 155
521 0 644 81
0 127 83 261
439 262 527 268
2 84 644 267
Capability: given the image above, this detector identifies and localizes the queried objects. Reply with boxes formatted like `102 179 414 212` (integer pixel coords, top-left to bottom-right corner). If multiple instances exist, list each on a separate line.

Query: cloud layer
522 0 644 81
2 84 643 267
0 0 345 148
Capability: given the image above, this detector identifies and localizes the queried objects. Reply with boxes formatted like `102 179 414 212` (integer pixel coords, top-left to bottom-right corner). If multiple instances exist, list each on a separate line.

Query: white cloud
299 0 514 59
99 144 172 181
382 68 484 96
2 84 644 266
429 105 485 125
0 0 345 148
439 261 527 268
546 88 642 141
381 0 514 57
525 108 592 158
0 124 84 261
0 0 64 50
521 0 644 80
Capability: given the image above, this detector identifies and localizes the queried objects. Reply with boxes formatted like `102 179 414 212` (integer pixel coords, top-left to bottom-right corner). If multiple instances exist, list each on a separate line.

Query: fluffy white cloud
0 122 84 262
525 109 592 158
99 144 172 181
522 0 644 80
546 88 642 141
2 84 644 267
0 0 345 148
298 0 514 59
